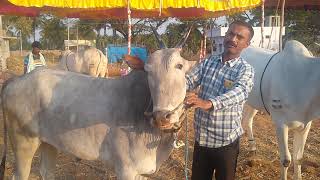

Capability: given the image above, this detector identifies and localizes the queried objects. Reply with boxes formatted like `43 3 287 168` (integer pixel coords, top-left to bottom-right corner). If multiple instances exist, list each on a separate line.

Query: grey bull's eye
175 64 183 70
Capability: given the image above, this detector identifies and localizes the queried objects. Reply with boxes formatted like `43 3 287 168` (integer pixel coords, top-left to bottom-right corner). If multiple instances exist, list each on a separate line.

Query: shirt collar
218 54 241 67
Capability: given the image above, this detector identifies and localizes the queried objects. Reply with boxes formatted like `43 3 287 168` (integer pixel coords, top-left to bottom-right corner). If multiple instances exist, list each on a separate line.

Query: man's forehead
228 25 250 35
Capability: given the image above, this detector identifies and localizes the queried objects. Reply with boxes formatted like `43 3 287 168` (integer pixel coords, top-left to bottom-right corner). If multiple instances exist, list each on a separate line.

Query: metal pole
77 26 79 53
261 0 265 48
203 25 207 58
20 30 22 55
67 18 70 50
279 0 286 51
210 19 214 54
0 15 2 36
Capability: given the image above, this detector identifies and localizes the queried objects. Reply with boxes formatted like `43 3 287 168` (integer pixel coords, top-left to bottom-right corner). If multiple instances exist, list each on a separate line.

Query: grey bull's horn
150 25 167 49
174 24 193 48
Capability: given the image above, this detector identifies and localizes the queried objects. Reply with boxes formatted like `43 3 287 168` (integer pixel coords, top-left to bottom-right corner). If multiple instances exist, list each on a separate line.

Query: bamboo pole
279 0 286 51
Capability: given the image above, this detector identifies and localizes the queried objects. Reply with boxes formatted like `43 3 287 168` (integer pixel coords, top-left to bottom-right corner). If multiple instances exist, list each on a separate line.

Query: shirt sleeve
185 59 205 91
208 63 254 110
23 56 29 66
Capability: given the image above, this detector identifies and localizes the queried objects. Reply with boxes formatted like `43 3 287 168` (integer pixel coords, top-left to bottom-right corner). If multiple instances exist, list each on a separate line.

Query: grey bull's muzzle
144 102 186 132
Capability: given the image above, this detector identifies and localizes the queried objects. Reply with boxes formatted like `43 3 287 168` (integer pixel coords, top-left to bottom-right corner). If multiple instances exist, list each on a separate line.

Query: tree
249 8 320 55
164 19 216 55
75 19 97 40
39 15 67 50
2 16 34 50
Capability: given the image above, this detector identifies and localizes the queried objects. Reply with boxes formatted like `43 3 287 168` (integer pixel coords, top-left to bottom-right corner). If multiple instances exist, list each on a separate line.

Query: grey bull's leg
39 143 58 180
9 132 40 180
293 121 312 180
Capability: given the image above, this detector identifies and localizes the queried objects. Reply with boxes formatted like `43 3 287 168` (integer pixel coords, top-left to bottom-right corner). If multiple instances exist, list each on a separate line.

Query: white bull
58 48 108 77
241 40 320 180
0 47 195 180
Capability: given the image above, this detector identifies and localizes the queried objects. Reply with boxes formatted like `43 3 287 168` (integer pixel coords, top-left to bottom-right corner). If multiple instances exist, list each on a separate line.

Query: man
185 20 255 180
24 41 46 74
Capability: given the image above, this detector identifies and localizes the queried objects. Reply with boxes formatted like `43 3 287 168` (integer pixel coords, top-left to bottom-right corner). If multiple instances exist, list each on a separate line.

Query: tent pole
203 25 207 59
279 0 286 51
77 26 79 53
67 18 70 50
127 0 132 55
261 0 265 48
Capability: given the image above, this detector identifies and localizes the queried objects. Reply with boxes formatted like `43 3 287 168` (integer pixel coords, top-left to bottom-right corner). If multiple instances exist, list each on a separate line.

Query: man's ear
246 41 251 47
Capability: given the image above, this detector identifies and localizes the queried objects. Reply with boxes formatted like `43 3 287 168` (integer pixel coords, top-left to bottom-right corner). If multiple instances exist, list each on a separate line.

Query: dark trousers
191 139 240 180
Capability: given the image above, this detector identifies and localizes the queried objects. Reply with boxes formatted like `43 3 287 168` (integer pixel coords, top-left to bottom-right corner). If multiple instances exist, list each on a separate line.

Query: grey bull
241 40 320 180
0 47 194 180
58 48 108 77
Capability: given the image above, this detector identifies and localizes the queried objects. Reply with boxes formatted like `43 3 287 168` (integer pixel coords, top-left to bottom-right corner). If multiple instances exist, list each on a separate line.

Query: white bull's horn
174 24 194 48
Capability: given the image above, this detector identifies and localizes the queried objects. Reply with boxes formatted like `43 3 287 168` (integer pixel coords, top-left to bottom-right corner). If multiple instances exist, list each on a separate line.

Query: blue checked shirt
186 54 254 148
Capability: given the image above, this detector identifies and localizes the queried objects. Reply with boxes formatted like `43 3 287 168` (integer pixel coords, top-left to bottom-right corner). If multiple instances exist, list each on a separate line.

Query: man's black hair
230 20 254 41
32 41 41 49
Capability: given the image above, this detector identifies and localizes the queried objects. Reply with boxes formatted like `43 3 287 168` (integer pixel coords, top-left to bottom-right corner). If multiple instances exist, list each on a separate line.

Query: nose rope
172 104 191 180
184 108 189 180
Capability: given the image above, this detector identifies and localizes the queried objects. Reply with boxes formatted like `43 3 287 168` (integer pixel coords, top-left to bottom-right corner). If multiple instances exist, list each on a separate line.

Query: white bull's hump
283 40 314 57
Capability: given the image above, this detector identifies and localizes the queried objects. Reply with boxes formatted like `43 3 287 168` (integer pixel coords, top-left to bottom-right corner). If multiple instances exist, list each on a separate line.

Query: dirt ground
0 55 319 180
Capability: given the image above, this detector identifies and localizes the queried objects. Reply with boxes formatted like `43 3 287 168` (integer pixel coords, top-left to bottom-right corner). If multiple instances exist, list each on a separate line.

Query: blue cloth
186 54 254 148
106 45 148 63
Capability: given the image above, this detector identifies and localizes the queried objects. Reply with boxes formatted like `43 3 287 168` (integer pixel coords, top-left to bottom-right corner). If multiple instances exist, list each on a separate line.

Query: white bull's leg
115 166 138 180
293 121 312 180
10 132 40 180
39 143 58 180
134 174 149 180
275 123 290 180
242 105 258 151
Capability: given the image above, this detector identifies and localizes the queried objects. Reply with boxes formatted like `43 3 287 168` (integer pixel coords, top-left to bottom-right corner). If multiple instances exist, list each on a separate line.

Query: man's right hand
184 92 213 111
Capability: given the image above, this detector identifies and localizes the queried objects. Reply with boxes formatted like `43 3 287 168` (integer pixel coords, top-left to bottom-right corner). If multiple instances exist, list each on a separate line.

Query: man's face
32 47 40 55
223 24 251 56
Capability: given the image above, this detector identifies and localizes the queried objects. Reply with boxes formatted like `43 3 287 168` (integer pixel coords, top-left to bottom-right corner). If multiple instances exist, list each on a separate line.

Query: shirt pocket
221 76 237 94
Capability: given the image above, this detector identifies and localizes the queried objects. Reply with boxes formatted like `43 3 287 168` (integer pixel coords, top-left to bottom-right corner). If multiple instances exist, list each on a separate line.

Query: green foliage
249 8 320 55
2 15 34 50
284 10 320 50
74 20 97 40
226 9 320 55
38 15 67 50
164 19 215 54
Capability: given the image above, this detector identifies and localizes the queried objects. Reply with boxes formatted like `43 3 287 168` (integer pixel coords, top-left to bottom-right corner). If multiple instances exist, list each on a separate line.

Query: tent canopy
0 0 262 19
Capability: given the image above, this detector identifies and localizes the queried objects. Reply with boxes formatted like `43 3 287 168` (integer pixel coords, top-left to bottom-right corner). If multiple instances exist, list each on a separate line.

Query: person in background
185 20 255 180
24 41 46 74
